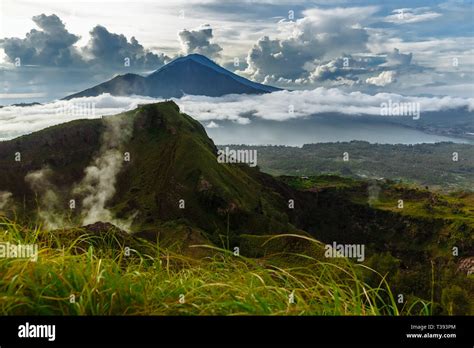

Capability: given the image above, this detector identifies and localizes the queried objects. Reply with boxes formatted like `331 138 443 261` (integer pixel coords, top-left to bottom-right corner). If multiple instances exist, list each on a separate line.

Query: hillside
0 102 472 315
0 101 297 244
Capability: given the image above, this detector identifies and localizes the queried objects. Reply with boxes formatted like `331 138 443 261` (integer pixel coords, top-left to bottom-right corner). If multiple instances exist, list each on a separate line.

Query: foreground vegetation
0 218 431 316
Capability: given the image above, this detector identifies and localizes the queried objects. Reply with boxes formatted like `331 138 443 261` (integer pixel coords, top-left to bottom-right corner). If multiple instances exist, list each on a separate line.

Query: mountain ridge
0 101 298 242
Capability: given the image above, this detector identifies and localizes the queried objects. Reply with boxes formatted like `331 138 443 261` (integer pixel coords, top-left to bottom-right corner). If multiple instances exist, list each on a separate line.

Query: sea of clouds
1 88 473 141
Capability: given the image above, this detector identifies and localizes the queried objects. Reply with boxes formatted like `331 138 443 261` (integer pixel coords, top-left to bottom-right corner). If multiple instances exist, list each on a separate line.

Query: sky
0 0 473 105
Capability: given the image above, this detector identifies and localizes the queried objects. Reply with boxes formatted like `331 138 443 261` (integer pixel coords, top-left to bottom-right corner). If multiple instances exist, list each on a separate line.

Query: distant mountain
0 102 42 108
63 54 280 100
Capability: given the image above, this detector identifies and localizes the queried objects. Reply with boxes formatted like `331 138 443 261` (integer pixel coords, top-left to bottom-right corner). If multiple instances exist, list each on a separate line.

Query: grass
0 218 431 316
279 175 361 191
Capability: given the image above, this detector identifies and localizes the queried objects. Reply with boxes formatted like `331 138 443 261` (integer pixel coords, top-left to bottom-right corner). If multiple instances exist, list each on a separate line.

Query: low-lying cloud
366 71 396 87
0 89 473 141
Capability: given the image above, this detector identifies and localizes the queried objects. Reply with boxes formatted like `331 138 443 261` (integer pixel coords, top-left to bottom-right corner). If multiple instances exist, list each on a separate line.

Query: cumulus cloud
366 71 396 86
239 7 417 89
206 121 220 128
178 24 222 58
84 25 169 69
384 48 412 67
287 50 411 87
0 13 168 71
1 90 473 142
1 14 81 67
305 55 374 85
242 7 377 81
309 59 348 82
385 8 442 24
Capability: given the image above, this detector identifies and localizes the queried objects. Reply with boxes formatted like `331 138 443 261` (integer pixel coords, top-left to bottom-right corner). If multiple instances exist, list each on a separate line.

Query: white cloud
205 121 219 128
241 6 378 81
385 8 442 24
178 24 222 58
178 89 474 122
1 3 471 100
1 89 473 141
383 48 412 67
0 94 161 140
366 71 396 86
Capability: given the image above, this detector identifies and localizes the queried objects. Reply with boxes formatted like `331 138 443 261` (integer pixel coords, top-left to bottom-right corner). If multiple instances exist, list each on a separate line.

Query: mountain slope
64 73 148 99
0 102 472 314
0 101 296 241
64 54 280 100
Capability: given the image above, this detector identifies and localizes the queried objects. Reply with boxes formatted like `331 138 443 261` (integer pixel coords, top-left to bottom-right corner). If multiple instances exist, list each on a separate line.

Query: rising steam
25 167 66 229
73 113 135 231
0 191 13 211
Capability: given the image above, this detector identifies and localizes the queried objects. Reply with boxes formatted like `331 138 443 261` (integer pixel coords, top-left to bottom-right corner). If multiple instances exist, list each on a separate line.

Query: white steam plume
25 167 66 229
0 191 13 211
73 113 135 231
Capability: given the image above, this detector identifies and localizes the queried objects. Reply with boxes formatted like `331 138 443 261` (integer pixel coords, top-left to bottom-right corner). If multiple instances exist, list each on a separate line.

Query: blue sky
0 0 473 104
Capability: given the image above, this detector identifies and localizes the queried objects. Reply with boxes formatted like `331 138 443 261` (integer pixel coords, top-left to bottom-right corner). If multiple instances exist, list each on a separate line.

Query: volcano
63 54 280 100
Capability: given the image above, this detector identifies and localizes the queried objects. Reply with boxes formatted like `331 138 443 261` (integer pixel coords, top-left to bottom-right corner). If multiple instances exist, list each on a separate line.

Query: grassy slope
109 103 296 242
0 102 471 315
0 219 427 316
